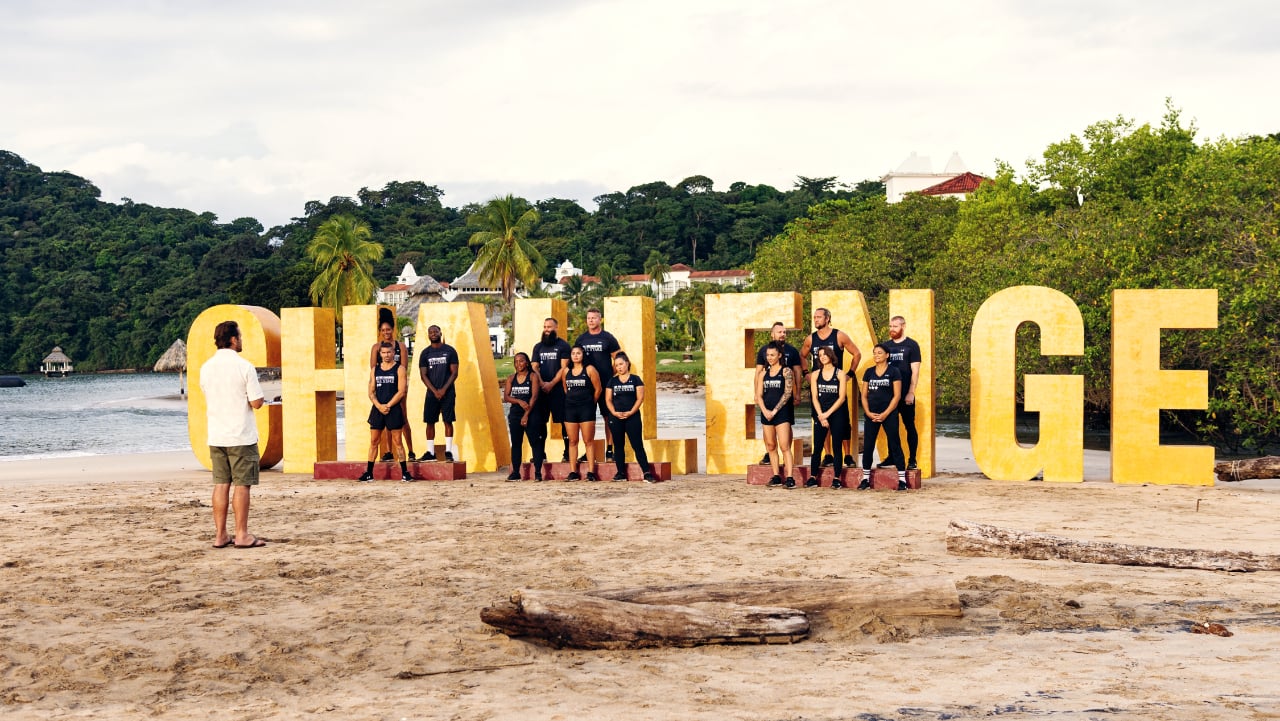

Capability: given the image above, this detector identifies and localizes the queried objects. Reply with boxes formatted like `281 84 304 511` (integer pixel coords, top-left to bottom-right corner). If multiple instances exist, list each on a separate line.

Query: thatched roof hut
153 339 187 372
41 346 74 377
153 339 188 395
397 274 449 320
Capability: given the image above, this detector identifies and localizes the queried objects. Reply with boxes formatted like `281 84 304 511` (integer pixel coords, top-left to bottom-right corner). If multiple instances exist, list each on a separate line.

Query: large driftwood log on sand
588 577 963 618
480 590 809 649
481 578 962 649
946 519 1280 572
1215 456 1280 482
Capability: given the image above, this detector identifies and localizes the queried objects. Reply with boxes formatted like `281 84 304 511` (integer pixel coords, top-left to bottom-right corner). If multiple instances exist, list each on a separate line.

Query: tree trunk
480 590 808 649
587 577 962 618
946 519 1280 572
1214 456 1280 482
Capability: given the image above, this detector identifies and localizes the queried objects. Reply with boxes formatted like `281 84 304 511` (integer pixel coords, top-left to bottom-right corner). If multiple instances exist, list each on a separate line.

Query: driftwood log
480 578 962 649
587 577 962 618
1214 456 1280 482
947 519 1280 572
480 590 808 649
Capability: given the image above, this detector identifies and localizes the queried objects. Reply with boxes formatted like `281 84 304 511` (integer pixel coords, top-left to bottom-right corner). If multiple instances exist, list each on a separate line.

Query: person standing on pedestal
562 345 602 481
418 324 460 462
756 342 796 488
573 308 621 461
859 343 907 491
531 317 572 468
808 346 850 489
883 315 923 470
799 307 862 468
605 352 656 482
502 352 540 481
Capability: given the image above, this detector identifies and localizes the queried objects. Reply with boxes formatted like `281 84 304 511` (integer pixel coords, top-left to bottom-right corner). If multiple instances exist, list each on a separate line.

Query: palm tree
644 250 671 300
560 274 592 311
466 195 546 304
306 214 383 323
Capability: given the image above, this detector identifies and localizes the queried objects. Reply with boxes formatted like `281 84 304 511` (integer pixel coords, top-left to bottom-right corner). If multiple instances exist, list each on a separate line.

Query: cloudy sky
3 1 1278 228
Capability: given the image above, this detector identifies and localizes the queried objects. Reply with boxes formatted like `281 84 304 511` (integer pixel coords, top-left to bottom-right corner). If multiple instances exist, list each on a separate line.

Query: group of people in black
360 316 460 482
755 309 922 490
505 309 655 482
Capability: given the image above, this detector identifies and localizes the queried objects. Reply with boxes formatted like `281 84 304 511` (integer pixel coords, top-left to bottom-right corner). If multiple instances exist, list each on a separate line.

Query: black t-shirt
507 373 533 416
531 338 571 385
373 362 400 404
808 328 844 370
606 374 643 414
884 337 922 390
862 365 902 414
418 343 459 391
760 366 788 410
564 366 596 406
812 367 845 412
573 329 621 380
755 341 801 370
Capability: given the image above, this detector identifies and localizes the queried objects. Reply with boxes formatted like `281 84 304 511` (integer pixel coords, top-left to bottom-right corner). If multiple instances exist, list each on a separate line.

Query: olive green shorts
210 444 260 487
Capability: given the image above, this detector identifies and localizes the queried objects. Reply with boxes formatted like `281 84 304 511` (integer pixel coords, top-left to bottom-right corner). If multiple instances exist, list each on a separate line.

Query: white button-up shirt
200 348 264 447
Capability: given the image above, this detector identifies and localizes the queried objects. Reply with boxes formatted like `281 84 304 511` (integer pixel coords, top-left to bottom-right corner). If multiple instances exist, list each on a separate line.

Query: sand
2 447 1279 720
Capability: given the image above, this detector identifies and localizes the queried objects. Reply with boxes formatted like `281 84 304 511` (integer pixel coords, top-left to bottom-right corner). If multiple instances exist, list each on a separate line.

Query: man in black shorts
754 322 803 465
531 317 571 463
573 307 621 461
418 324 460 461
884 315 923 470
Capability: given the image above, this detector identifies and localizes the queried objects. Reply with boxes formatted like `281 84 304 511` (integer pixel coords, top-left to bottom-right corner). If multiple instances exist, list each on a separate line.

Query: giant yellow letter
187 304 283 470
1111 289 1217 485
705 292 803 474
970 286 1084 482
279 306 344 473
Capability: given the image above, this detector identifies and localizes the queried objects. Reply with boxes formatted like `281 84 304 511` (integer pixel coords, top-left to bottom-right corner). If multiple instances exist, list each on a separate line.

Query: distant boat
0 375 25 388
41 346 74 378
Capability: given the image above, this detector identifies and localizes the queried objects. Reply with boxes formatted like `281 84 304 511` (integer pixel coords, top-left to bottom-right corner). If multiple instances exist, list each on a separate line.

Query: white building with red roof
881 152 986 203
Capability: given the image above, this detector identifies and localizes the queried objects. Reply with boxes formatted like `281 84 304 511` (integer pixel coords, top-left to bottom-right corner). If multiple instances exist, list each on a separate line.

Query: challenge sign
186 287 1218 486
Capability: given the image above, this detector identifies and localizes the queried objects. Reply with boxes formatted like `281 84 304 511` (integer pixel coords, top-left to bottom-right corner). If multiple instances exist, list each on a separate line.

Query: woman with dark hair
859 342 907 490
503 352 542 481
756 342 796 488
562 345 602 481
370 316 416 461
809 345 850 488
360 342 412 483
604 352 656 482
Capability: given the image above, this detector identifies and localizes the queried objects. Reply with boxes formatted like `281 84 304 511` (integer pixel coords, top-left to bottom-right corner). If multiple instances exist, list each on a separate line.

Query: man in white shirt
200 320 267 549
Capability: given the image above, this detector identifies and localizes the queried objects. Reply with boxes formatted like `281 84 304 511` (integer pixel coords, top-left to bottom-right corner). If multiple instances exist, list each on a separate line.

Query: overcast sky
3 1 1278 228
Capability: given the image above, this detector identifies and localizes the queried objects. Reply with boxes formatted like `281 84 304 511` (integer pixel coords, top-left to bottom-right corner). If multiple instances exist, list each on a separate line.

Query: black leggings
811 415 849 477
861 409 906 470
898 402 918 463
509 412 545 467
608 413 650 468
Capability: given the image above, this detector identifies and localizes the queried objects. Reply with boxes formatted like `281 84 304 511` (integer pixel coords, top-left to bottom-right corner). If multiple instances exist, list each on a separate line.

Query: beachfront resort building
545 260 752 301
881 152 988 203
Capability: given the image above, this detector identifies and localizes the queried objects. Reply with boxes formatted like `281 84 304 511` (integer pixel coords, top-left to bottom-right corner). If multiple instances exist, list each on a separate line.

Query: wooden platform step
745 465 921 489
518 461 672 482
313 460 467 481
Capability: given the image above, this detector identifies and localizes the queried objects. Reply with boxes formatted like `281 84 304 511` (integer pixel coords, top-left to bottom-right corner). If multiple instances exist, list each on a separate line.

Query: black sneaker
843 454 855 466
822 454 835 467
612 472 627 481
643 473 657 483
876 461 893 469
897 480 909 491
760 453 771 466
578 454 588 463
534 473 544 482
444 450 454 462
566 471 581 481
421 452 436 461
831 479 845 490
784 477 796 489
561 451 570 462
586 472 600 482
767 475 784 487
401 471 414 482
907 460 918 470
858 479 871 490
605 448 614 462
358 471 375 483
407 452 417 462
506 471 521 481
804 477 820 488
380 453 393 462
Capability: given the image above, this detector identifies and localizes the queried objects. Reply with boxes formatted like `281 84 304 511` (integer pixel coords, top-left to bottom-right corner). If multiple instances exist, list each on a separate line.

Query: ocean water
0 373 192 461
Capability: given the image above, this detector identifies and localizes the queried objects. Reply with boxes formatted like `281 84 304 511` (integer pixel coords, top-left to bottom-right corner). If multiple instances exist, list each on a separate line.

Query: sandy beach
2 445 1279 720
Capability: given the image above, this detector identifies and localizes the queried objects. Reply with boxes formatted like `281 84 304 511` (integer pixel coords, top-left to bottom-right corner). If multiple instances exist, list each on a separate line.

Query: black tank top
761 366 787 409
809 328 843 370
813 367 844 412
564 366 594 406
373 362 399 404
508 373 533 415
